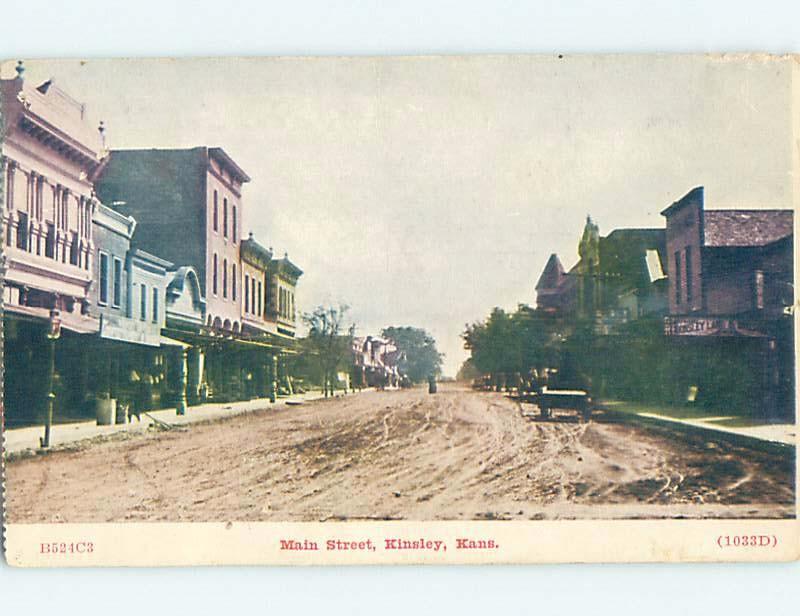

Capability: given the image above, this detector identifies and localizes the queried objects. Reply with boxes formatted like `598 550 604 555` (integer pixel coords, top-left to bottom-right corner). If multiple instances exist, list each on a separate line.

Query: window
35 175 44 220
69 233 79 266
4 161 14 210
232 206 237 242
244 274 250 313
223 198 228 238
213 190 219 232
755 270 765 310
140 283 147 320
45 223 56 259
223 258 228 298
685 246 693 304
99 252 109 305
251 277 256 316
16 211 28 249
257 280 262 316
61 191 69 230
674 251 682 305
232 264 237 301
113 258 122 307
212 253 218 295
152 287 159 323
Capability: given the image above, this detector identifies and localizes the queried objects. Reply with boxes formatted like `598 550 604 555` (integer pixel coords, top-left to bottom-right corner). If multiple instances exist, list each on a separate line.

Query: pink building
96 147 250 334
2 64 105 333
2 63 108 427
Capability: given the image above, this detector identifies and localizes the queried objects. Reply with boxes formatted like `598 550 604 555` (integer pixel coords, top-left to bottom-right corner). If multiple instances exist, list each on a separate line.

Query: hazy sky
3 56 794 375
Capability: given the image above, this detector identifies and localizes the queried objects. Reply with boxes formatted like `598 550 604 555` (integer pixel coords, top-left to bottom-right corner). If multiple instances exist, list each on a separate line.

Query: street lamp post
40 308 62 449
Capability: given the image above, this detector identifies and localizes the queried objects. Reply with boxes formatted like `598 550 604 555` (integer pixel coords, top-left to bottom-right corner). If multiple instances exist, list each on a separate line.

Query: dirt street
5 384 795 522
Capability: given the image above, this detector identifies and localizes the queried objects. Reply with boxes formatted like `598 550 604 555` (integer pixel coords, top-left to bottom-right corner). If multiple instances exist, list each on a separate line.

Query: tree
462 304 566 389
381 326 443 383
302 304 356 397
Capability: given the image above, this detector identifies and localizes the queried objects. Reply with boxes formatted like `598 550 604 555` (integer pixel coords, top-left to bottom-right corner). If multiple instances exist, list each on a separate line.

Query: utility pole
41 308 61 449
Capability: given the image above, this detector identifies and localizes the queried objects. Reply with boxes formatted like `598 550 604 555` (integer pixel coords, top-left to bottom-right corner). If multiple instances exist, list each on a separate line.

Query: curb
597 406 795 458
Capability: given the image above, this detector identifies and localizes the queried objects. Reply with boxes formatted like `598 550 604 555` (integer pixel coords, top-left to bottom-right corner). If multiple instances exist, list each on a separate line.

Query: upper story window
685 246 693 304
152 287 159 323
232 264 237 301
244 274 250 313
213 190 219 232
674 250 682 305
212 253 218 296
251 277 256 316
140 283 147 320
16 211 29 250
257 280 262 316
61 191 69 231
113 258 123 308
69 233 79 266
232 206 237 243
223 198 229 238
4 161 14 210
223 258 228 298
99 252 109 305
45 223 56 259
34 175 44 220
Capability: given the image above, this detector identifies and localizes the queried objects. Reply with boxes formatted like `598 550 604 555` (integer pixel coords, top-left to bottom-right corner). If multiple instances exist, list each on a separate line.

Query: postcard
1 54 798 566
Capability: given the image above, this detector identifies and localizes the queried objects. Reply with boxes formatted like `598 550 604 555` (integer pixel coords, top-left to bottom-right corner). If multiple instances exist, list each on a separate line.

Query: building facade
661 186 794 418
2 66 106 427
95 147 249 334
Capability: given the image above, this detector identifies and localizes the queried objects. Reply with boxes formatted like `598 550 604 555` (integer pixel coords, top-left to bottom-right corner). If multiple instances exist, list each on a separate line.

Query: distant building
534 218 668 331
352 336 403 388
535 254 571 314
265 252 303 338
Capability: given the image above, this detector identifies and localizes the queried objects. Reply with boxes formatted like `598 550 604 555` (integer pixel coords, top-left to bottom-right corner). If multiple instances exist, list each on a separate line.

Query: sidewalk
3 390 357 456
599 400 797 448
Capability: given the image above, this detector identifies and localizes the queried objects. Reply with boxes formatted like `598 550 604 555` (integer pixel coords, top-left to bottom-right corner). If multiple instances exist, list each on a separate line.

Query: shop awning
160 335 192 349
4 304 100 334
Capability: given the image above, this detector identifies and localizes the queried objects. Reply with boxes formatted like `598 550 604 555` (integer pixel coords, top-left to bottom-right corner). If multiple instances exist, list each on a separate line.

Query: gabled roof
703 210 793 247
535 254 565 290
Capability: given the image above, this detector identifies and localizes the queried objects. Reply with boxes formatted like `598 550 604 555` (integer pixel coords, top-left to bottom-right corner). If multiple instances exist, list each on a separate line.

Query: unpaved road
5 384 795 522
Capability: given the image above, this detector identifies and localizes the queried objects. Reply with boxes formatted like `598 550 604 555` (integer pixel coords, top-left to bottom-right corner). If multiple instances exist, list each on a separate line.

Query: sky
2 55 794 375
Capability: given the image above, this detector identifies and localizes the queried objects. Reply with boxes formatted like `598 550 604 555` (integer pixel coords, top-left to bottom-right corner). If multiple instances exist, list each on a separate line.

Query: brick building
95 147 248 334
661 186 794 418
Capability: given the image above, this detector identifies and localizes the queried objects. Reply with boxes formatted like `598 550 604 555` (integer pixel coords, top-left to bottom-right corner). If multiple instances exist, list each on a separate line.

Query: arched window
244 274 250 313
223 198 228 238
223 258 228 298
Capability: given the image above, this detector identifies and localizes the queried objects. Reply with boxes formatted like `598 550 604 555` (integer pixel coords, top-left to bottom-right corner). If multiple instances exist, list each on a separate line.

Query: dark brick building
661 186 794 418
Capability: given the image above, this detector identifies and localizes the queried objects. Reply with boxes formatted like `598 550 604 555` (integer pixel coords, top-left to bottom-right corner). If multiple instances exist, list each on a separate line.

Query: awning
160 327 297 354
4 304 100 334
160 335 192 349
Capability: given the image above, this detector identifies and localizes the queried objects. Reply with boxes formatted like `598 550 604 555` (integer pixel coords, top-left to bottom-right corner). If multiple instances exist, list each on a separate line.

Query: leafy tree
462 304 566 388
381 326 443 383
302 304 356 397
